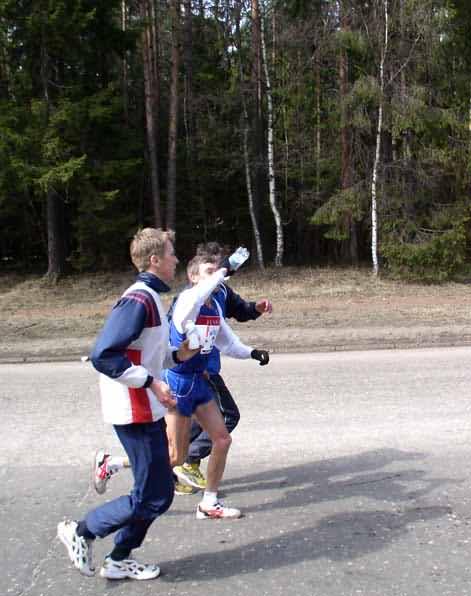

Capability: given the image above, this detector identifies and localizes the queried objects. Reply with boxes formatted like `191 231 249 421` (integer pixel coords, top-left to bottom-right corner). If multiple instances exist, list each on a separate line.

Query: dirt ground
2 267 471 362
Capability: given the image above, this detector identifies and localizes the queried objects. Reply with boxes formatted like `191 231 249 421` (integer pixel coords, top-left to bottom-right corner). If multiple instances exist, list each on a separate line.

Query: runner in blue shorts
163 252 270 519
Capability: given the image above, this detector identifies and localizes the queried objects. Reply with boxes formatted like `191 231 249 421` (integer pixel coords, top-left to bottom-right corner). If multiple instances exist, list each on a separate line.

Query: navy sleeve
224 285 261 322
90 296 148 379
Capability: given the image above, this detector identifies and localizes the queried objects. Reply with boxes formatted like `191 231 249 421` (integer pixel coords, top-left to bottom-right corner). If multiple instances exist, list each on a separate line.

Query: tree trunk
121 0 129 124
371 0 389 276
141 0 162 228
46 190 66 281
243 116 265 270
251 0 264 250
314 49 321 199
235 3 264 269
41 16 65 280
468 81 471 155
399 0 411 163
260 3 283 266
339 2 358 265
166 0 181 232
182 0 206 236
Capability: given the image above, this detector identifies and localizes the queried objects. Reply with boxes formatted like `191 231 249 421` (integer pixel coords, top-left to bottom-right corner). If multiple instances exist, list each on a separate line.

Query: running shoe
174 481 196 496
100 557 160 580
174 463 207 489
57 520 95 576
196 501 241 520
93 449 112 494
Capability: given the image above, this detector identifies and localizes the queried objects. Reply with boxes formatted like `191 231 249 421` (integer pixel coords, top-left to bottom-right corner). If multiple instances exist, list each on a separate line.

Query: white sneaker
196 501 241 520
93 449 112 494
57 520 95 576
100 557 161 580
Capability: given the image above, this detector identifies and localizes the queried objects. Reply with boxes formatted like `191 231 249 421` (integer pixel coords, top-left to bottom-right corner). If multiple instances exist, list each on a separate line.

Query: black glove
251 349 270 366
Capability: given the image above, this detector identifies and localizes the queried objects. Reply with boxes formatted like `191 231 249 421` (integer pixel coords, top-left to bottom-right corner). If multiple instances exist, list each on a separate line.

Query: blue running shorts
162 369 214 417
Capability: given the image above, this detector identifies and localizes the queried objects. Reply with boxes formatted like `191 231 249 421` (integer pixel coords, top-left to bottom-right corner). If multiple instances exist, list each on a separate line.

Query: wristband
143 375 154 388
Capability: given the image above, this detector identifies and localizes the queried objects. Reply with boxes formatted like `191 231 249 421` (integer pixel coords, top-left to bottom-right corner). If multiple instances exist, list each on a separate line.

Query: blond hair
130 228 175 272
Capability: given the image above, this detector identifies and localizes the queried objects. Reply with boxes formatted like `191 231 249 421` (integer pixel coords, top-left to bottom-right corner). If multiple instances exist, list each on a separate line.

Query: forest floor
2 266 471 362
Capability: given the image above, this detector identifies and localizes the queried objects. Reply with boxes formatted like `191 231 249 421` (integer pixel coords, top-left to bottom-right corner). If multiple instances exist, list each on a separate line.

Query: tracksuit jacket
91 271 178 425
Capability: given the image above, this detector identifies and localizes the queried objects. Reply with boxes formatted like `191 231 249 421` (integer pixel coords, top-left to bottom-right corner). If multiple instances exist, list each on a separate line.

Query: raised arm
172 268 227 333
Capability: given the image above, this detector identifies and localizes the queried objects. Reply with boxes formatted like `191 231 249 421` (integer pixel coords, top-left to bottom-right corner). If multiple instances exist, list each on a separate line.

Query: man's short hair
130 228 175 272
196 241 228 259
186 254 219 279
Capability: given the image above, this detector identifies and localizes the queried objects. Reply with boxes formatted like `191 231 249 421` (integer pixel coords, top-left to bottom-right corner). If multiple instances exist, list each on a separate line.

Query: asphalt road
2 348 471 596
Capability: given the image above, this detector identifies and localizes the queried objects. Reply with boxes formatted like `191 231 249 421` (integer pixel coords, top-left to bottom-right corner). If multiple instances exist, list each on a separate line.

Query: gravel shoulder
2 267 471 362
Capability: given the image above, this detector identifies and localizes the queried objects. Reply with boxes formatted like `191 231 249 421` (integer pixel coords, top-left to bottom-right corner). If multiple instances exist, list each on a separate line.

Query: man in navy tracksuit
173 242 272 491
57 228 196 581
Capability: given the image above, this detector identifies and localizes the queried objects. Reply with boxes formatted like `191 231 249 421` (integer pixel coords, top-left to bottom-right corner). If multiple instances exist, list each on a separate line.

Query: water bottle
228 247 250 271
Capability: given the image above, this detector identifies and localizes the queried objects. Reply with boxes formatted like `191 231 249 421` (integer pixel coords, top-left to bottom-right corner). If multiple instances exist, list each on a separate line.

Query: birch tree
260 1 283 266
371 0 389 276
250 0 264 243
235 3 265 269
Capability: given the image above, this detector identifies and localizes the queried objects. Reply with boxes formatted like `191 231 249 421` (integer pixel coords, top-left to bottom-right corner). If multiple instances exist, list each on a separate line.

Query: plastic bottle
228 246 250 271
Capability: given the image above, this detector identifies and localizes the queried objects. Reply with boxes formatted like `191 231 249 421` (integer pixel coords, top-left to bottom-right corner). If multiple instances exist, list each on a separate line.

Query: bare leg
165 410 192 467
194 400 231 493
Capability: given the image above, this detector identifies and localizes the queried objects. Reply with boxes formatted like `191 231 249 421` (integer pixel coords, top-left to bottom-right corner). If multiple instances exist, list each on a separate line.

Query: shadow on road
223 447 448 513
158 448 453 583
160 507 449 583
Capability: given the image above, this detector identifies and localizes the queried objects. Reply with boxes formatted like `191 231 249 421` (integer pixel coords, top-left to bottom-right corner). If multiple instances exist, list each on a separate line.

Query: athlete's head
196 241 228 266
130 228 177 282
186 254 219 285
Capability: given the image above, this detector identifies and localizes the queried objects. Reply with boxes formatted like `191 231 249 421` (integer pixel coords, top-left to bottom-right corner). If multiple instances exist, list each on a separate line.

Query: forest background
2 0 471 281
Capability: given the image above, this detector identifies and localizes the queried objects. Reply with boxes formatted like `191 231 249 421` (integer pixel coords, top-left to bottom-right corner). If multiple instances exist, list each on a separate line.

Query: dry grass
2 266 471 358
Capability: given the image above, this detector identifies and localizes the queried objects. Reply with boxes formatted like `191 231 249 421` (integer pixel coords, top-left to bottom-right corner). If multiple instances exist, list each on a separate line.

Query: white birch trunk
261 4 283 267
236 6 264 269
371 0 389 276
243 118 265 269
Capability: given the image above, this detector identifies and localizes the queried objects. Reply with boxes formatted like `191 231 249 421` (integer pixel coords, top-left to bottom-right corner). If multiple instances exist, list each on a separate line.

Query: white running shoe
93 449 112 494
196 501 241 520
57 520 95 576
100 557 161 580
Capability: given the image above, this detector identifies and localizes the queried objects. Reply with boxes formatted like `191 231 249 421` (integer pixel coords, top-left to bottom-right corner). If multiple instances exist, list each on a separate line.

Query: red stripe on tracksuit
126 349 153 423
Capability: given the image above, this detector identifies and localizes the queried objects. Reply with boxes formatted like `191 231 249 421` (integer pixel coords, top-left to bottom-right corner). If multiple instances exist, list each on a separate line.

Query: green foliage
381 225 468 281
311 185 367 240
37 155 87 192
335 30 368 57
1 0 471 277
346 75 380 131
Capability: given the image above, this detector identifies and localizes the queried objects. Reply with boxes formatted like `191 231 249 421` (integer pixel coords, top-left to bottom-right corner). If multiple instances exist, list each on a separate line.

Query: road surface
2 348 471 596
